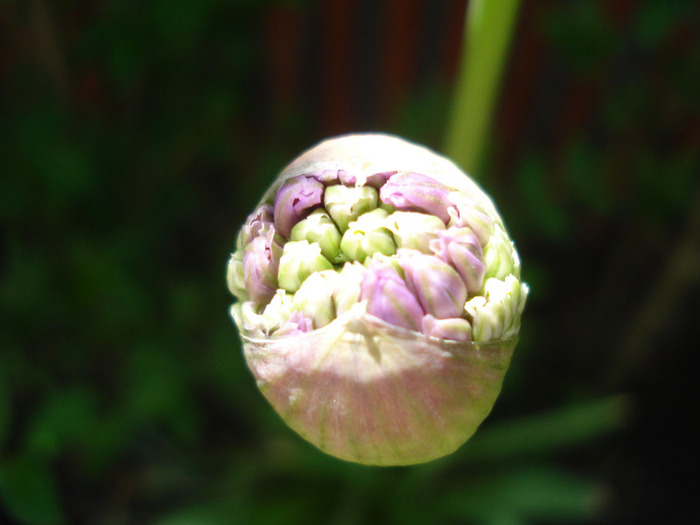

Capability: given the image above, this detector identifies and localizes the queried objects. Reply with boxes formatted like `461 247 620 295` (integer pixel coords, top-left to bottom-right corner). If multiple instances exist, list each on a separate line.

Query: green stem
444 0 521 178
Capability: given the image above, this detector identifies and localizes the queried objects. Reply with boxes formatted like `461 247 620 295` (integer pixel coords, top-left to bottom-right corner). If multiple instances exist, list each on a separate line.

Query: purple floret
398 250 467 320
429 227 485 293
360 261 424 332
379 172 453 224
273 175 324 238
243 228 283 304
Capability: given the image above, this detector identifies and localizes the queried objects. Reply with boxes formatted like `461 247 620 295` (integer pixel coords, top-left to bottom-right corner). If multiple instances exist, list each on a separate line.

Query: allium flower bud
290 209 343 263
242 228 283 304
323 184 379 232
397 249 468 320
360 259 425 331
422 314 472 342
274 175 324 238
483 224 521 281
226 134 528 466
384 211 446 253
430 226 485 293
380 172 453 223
339 208 396 263
292 270 340 328
277 240 333 293
333 262 365 316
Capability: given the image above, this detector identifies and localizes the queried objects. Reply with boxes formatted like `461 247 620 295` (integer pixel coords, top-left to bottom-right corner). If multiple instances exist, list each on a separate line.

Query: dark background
1 1 699 523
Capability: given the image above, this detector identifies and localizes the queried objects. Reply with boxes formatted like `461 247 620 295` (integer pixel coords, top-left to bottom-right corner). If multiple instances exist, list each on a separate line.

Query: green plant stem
445 0 521 178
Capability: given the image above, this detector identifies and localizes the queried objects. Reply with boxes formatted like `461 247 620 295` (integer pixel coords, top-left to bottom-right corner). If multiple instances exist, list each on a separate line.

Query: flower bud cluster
228 166 527 343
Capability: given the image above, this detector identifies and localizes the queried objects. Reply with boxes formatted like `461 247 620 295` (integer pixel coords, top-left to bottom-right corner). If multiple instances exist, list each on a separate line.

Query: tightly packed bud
384 211 446 253
226 134 528 466
397 249 467 320
323 184 378 232
380 172 453 223
339 208 396 262
277 240 333 292
273 175 324 238
360 259 425 331
290 209 343 263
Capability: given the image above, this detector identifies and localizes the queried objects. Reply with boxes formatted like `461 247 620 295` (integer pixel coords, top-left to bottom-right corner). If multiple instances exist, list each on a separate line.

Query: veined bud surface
226 134 528 466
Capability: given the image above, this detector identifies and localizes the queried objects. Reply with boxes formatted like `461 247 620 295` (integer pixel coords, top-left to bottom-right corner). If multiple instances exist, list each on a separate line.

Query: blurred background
1 0 699 523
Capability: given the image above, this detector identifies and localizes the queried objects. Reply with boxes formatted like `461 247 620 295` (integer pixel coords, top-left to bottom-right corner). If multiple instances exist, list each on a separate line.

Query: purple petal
429 227 485 293
360 261 424 331
243 228 283 304
379 172 453 223
273 175 324 238
397 250 467 319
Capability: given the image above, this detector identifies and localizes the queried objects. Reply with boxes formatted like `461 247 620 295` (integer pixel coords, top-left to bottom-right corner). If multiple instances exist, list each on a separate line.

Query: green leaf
459 396 629 462
439 464 602 523
0 455 67 525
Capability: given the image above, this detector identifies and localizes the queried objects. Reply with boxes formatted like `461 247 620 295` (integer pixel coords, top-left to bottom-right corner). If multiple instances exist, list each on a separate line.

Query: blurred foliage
1 0 699 524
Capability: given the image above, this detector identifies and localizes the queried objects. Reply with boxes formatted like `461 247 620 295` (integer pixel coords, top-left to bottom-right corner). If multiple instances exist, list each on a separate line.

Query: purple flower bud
422 315 472 342
445 192 494 246
238 203 275 250
243 228 283 304
379 172 453 224
273 175 324 238
429 227 485 293
274 311 314 337
397 250 467 320
360 261 424 331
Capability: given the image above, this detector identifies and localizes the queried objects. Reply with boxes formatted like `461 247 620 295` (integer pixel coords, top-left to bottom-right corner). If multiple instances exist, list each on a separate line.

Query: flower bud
274 175 324 238
260 289 295 335
339 208 396 263
227 133 528 466
422 315 472 342
429 226 485 293
380 172 453 224
290 209 343 263
226 252 247 301
238 203 275 250
333 262 365 316
274 310 314 337
292 270 340 328
446 192 495 246
397 249 467 320
277 240 333 293
465 275 529 342
483 224 520 281
323 184 379 232
360 259 424 331
243 228 284 304
384 211 446 253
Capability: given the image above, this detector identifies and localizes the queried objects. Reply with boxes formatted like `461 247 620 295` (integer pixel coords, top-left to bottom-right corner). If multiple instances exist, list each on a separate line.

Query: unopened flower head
226 134 528 466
